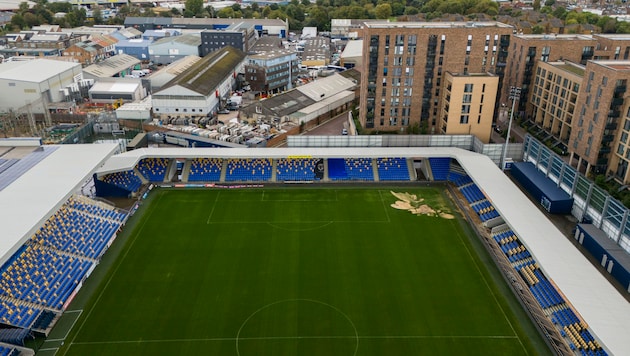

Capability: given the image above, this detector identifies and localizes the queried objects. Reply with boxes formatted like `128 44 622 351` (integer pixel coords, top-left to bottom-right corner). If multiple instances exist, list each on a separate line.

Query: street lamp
500 86 521 171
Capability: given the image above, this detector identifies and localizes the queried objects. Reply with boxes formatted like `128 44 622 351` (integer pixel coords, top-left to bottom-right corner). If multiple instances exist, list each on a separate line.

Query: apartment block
528 59 630 180
359 21 512 133
527 61 582 148
503 34 596 115
439 72 498 143
570 61 630 179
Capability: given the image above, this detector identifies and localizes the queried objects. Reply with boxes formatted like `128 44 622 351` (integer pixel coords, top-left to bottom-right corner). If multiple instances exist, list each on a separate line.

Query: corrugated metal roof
160 46 245 96
83 54 141 78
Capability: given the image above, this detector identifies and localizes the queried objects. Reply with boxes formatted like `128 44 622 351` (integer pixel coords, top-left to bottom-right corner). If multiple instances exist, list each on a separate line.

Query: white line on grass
71 334 519 345
205 190 220 224
452 225 529 355
208 220 390 224
377 190 392 223
48 309 83 342
61 194 166 356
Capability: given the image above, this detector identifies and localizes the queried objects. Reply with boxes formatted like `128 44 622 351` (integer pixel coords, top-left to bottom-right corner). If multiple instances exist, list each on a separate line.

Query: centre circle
236 299 359 356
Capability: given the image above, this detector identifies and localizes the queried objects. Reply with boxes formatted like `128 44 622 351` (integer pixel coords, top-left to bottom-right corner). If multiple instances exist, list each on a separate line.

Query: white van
131 70 146 77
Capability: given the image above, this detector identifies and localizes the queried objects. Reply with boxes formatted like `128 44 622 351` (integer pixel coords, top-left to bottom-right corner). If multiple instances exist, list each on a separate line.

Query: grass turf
57 187 549 355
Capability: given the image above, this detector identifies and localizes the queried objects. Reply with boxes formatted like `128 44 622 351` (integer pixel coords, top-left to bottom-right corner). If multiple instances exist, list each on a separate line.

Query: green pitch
56 187 549 355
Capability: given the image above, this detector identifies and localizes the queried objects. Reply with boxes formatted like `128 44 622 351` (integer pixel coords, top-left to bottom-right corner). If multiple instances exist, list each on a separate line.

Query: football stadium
0 138 628 355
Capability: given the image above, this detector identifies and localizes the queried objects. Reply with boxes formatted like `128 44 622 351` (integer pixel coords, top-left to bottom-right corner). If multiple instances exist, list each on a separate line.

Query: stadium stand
136 158 170 182
328 158 374 181
0 194 126 331
100 170 142 192
224 158 272 182
31 310 55 331
376 157 410 181
0 344 19 356
188 158 223 182
0 244 94 309
0 327 31 346
0 298 41 329
428 157 450 181
276 158 319 182
447 167 608 356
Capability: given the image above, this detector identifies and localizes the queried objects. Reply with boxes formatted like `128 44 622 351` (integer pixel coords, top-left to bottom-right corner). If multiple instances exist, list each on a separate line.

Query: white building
0 59 82 113
152 46 246 117
88 77 147 103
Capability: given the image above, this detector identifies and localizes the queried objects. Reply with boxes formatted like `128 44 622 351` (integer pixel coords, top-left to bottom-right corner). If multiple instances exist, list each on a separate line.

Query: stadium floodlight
501 86 521 171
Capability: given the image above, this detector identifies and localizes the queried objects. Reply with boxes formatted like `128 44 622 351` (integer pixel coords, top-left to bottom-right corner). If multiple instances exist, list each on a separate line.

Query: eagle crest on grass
390 191 454 219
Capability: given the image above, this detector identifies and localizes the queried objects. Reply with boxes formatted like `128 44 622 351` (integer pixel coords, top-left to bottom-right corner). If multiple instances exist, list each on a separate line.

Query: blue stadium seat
136 158 169 182
428 158 450 181
276 158 319 182
224 159 272 182
101 170 142 192
188 158 222 182
329 158 374 181
377 157 410 181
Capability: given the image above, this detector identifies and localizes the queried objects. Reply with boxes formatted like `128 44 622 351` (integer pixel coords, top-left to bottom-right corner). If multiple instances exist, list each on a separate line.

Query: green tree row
5 0 630 34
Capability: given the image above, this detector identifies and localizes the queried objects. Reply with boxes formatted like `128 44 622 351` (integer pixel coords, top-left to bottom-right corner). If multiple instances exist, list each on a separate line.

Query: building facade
245 50 298 95
503 34 597 116
526 61 582 149
200 23 258 57
359 21 512 133
524 58 630 183
568 61 630 179
439 72 498 143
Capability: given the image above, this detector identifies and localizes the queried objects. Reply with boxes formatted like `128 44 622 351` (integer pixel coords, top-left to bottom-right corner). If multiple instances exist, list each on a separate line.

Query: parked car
342 128 348 135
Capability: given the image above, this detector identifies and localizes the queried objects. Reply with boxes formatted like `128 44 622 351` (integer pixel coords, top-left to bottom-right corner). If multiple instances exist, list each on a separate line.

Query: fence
287 134 523 166
523 135 630 254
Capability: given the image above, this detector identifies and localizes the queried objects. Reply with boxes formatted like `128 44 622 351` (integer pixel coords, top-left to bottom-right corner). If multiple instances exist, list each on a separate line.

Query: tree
374 3 392 19
532 24 544 34
185 0 203 16
92 7 103 25
533 0 541 11
10 13 26 30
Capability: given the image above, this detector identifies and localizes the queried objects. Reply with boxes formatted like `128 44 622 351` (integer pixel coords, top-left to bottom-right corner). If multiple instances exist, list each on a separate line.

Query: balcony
615 85 626 93
609 110 621 118
602 134 615 143
599 146 611 154
605 122 618 130
611 97 624 107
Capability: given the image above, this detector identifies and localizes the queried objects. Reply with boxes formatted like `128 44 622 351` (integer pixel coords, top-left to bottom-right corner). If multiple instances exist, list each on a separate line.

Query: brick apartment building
503 34 630 118
527 60 630 182
358 21 512 133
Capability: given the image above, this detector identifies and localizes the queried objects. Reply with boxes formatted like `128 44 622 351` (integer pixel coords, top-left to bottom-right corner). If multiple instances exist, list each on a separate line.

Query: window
460 115 469 124
461 105 470 114
464 84 473 92
463 94 472 103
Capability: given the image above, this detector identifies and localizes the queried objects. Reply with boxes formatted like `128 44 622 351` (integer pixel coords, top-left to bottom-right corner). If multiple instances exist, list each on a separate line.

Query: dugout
575 224 630 293
510 162 573 214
